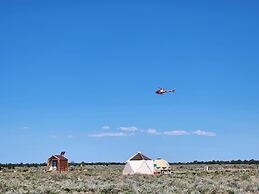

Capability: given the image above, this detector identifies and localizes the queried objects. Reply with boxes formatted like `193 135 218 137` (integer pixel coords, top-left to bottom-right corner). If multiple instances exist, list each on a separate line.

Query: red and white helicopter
155 88 176 95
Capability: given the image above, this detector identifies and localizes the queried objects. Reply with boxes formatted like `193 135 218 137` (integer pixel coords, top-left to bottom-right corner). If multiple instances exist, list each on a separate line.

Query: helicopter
155 88 176 95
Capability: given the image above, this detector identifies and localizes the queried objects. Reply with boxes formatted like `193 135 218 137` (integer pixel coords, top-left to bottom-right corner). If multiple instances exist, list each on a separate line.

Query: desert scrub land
0 164 259 193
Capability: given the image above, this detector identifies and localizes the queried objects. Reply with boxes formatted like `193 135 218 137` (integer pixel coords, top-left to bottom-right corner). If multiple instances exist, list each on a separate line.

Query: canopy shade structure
154 159 171 174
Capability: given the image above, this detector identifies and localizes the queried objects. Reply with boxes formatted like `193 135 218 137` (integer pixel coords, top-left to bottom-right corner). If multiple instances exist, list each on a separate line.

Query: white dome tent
122 152 154 175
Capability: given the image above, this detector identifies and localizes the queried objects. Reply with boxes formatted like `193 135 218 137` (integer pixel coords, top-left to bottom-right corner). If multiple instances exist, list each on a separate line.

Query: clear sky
0 1 259 163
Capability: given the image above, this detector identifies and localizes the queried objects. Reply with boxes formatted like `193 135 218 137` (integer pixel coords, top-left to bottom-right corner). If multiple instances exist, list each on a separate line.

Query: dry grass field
0 164 259 193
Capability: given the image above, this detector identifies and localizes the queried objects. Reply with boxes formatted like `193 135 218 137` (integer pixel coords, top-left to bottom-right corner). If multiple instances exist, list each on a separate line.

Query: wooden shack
47 152 68 172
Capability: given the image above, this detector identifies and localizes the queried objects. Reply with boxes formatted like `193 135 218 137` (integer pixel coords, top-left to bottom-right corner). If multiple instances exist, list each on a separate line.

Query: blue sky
0 1 259 163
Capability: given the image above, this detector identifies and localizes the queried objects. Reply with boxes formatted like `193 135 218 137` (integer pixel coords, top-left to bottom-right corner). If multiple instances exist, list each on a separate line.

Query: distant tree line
66 160 259 165
0 163 46 169
170 159 259 165
1 160 259 168
70 162 125 166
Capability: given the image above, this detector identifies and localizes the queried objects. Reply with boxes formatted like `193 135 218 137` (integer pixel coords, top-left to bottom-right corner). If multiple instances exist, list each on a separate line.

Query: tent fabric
137 161 153 174
154 159 170 169
123 152 154 175
123 162 134 174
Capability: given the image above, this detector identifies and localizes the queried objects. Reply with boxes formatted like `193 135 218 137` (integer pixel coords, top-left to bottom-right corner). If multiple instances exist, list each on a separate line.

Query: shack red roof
50 155 68 161
54 155 67 161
